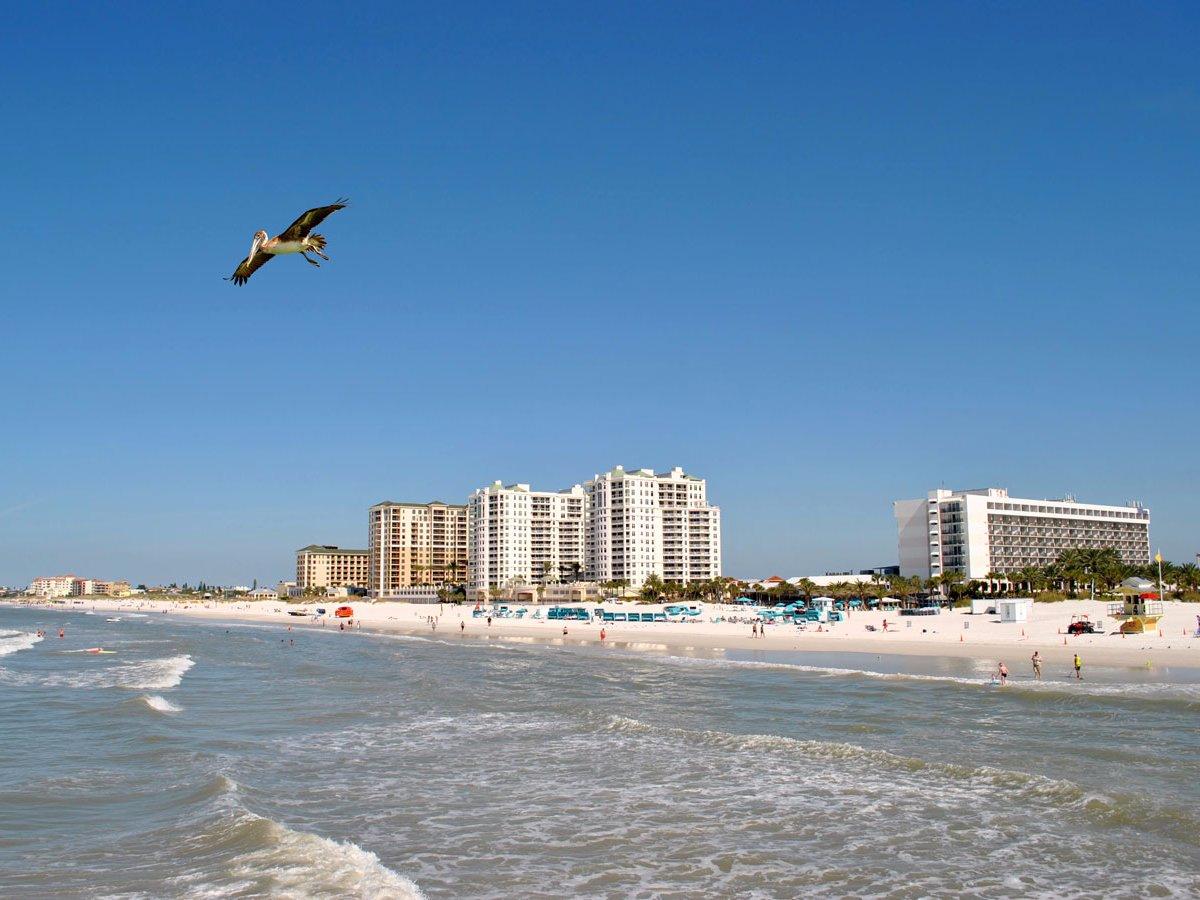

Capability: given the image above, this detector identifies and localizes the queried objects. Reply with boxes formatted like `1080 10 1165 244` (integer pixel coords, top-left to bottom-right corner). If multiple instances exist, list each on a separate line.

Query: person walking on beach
997 661 1008 685
460 621 465 635
487 615 492 627
1031 651 1043 680
882 619 888 632
751 622 757 638
600 627 606 641
1073 653 1083 680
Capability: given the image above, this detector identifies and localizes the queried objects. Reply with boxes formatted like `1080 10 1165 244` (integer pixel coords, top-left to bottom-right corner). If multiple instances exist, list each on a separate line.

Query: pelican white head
249 230 268 257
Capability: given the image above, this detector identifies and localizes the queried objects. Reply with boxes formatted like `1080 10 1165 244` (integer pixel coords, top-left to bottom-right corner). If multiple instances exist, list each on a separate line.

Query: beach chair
613 613 627 622
602 612 615 623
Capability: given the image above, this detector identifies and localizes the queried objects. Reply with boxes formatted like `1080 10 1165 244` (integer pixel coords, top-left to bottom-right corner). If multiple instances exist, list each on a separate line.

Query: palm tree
1013 565 1042 597
1176 562 1199 591
984 571 1007 595
938 570 965 604
639 574 666 603
794 578 818 601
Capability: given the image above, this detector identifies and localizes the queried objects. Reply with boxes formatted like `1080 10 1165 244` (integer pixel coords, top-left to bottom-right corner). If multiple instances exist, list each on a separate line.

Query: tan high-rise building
295 545 371 591
368 501 469 596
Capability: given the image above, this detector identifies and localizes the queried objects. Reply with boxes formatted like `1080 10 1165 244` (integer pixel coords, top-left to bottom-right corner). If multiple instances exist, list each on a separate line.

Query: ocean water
1 607 1198 899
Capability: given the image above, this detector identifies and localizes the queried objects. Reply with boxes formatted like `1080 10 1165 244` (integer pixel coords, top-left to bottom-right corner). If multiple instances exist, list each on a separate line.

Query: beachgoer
460 621 465 634
998 662 1008 685
882 619 888 632
751 622 757 638
600 627 606 641
58 628 64 638
1031 651 1042 680
487 615 492 626
1073 653 1082 680
339 622 344 631
562 626 568 636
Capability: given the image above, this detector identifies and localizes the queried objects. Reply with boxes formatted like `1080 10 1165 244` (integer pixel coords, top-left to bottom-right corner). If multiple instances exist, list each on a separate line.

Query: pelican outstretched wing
226 249 274 286
278 199 348 241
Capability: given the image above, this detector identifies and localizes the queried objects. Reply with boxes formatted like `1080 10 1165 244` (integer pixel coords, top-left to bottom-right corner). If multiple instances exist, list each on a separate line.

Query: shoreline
6 596 1200 673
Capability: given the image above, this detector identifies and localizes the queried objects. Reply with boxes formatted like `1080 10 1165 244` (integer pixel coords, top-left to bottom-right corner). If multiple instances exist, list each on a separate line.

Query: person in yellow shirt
1073 653 1082 680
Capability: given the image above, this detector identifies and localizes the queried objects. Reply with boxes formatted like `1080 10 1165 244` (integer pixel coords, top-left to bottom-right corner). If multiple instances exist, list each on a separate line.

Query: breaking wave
140 694 182 714
8 654 196 691
0 629 42 657
173 776 424 899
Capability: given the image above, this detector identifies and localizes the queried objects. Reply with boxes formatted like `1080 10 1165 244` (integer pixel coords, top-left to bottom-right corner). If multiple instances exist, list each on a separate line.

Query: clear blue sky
2 2 1197 586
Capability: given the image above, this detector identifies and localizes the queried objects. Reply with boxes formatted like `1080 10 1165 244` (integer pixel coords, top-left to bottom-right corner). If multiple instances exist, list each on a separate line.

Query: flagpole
1157 550 1164 601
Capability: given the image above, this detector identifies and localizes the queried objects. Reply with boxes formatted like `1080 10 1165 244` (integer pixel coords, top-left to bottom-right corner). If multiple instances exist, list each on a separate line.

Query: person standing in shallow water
1073 653 1083 680
1031 651 1043 680
997 661 1008 685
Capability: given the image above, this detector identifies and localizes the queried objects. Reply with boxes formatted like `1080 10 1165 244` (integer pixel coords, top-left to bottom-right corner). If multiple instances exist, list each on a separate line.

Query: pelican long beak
249 233 264 257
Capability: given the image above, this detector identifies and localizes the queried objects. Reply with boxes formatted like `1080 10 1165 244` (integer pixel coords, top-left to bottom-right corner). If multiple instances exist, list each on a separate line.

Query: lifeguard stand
1107 593 1164 635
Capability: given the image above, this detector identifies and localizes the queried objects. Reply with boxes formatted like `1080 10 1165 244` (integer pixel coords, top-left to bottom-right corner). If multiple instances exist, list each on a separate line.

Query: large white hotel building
894 487 1151 580
585 466 721 586
467 466 721 592
468 482 587 591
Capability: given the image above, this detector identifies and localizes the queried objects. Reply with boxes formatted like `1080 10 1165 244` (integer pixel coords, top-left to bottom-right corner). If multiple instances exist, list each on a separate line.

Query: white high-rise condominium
585 466 721 587
894 487 1151 580
468 482 586 591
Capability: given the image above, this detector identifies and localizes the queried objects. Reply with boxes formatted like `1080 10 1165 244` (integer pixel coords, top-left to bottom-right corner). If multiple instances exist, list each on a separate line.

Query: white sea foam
141 694 182 713
37 654 195 690
0 629 42 657
657 653 1200 701
228 821 425 899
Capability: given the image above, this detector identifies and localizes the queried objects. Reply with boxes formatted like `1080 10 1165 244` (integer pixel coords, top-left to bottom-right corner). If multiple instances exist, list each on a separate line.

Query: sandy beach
12 595 1200 670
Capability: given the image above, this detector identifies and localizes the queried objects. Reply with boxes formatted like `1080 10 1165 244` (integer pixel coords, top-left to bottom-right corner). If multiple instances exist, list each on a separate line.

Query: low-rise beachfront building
28 575 80 598
295 545 371 591
467 481 587 592
27 576 133 598
368 501 469 595
542 582 604 603
894 487 1151 580
585 466 721 588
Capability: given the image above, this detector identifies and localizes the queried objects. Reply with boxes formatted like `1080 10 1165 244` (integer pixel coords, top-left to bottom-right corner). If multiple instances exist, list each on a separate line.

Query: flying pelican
226 199 348 285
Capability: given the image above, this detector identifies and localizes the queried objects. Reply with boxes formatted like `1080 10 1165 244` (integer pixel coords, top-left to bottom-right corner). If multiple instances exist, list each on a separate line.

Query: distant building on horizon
894 487 1151 580
27 575 131 598
295 545 370 592
368 501 469 596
